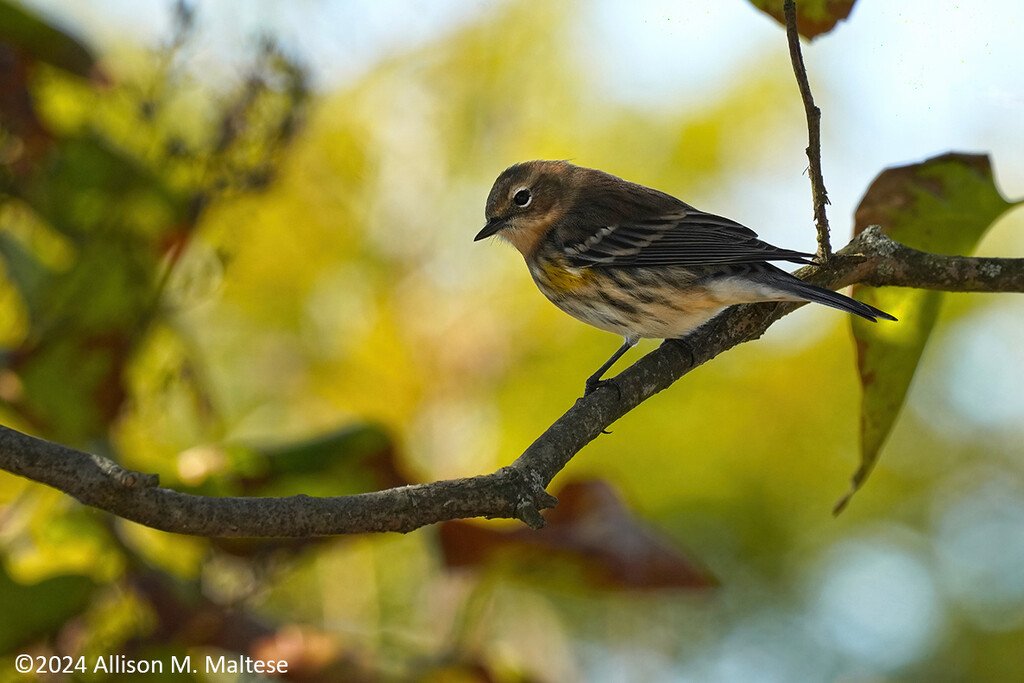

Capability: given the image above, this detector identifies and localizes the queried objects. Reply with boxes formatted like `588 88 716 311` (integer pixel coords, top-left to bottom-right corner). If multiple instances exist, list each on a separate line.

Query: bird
474 160 896 395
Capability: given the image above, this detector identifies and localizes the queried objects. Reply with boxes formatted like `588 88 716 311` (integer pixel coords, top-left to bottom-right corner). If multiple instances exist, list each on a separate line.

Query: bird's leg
584 335 639 397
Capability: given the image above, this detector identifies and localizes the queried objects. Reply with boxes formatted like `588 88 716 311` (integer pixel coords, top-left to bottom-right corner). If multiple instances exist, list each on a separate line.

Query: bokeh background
1 0 1023 680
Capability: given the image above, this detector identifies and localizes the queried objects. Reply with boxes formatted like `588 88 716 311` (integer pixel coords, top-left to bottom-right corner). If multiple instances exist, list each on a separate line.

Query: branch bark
1 227 1021 537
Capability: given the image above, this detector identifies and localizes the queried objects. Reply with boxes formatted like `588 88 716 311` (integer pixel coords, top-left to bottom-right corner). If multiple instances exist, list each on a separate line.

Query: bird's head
475 160 576 256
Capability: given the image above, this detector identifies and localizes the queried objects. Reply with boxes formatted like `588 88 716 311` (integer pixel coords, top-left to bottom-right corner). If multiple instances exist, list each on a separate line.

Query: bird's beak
474 218 504 241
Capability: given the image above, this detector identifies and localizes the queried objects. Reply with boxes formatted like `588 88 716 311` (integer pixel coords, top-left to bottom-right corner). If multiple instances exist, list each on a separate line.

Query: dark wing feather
562 206 814 268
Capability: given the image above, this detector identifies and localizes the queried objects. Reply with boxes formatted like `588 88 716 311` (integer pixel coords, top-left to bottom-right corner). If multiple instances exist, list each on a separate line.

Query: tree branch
0 424 557 535
785 0 832 261
2 227 1021 537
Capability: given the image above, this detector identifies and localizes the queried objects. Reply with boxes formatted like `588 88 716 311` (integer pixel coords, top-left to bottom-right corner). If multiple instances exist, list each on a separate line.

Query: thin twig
784 0 832 261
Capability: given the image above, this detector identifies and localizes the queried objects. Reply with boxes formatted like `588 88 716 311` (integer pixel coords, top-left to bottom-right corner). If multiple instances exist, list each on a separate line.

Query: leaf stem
784 0 832 261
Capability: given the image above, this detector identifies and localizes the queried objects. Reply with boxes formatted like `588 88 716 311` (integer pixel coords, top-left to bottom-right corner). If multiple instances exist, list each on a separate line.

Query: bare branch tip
515 499 548 529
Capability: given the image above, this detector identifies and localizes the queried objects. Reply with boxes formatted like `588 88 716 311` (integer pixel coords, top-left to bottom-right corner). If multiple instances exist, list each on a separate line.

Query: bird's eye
512 188 532 207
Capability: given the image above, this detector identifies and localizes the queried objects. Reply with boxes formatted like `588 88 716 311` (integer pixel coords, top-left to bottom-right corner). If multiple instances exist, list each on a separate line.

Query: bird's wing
561 207 814 268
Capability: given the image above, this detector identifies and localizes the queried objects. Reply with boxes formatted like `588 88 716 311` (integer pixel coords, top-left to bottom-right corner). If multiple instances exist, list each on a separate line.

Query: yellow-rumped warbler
475 160 896 394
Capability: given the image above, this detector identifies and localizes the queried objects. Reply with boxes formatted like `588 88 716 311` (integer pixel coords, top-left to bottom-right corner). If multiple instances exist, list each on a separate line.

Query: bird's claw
584 377 621 399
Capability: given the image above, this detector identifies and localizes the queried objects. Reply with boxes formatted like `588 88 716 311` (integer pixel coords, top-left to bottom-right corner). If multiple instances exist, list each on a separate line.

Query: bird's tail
764 266 897 322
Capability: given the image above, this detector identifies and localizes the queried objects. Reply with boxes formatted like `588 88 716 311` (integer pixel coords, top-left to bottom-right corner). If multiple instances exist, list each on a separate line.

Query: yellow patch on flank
539 258 595 293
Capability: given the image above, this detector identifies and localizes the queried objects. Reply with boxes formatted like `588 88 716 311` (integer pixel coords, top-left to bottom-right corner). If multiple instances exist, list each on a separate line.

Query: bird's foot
584 376 621 399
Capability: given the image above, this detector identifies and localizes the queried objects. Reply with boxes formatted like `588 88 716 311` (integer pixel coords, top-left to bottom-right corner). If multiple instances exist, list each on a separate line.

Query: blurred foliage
0 0 307 450
0 1 1022 682
441 480 714 592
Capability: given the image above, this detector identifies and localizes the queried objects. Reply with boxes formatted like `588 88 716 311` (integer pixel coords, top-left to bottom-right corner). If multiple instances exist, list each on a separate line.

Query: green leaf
233 423 402 496
747 0 857 39
0 232 49 319
15 135 187 240
0 0 100 79
836 153 1018 513
0 565 94 650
